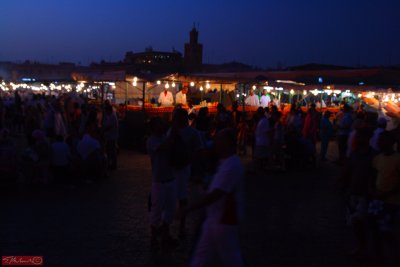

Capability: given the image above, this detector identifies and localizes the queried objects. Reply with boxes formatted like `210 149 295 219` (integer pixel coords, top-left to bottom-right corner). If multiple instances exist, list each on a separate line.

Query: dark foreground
0 144 357 267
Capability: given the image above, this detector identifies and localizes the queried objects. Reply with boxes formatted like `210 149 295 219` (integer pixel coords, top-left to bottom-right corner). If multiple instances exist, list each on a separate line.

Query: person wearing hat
158 88 174 107
175 87 188 106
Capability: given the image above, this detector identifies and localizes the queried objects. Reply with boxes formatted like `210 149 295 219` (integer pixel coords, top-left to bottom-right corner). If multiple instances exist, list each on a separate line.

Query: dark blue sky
1 0 399 68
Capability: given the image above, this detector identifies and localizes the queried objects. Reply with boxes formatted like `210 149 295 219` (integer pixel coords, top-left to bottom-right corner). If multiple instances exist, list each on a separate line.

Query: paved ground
0 142 359 267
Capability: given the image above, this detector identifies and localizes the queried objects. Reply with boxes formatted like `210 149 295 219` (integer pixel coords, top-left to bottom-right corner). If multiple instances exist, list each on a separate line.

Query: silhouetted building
124 48 182 65
0 61 77 81
184 26 203 72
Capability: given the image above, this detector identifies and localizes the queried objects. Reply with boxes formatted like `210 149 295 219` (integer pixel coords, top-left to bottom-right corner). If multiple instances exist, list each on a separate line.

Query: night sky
1 0 399 68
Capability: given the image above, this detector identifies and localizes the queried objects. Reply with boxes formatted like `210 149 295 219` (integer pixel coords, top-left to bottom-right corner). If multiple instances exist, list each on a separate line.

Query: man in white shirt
184 128 244 267
245 89 259 106
158 89 174 106
175 87 188 106
260 89 271 108
147 117 178 250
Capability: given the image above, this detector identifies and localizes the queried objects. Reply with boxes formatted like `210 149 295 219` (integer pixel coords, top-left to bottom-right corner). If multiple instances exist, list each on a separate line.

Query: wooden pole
101 81 104 104
220 83 223 103
142 81 145 112
242 84 246 114
125 81 128 104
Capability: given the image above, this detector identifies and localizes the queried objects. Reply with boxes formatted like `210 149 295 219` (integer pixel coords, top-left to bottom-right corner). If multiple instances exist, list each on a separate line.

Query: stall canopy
71 70 127 82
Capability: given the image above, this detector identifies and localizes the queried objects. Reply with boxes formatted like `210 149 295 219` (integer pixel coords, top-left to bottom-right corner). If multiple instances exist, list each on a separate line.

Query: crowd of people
1 89 399 266
146 99 400 266
0 91 120 186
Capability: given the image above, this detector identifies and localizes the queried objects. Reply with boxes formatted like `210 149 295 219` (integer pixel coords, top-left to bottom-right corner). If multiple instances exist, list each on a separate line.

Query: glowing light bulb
200 86 204 91
172 82 176 88
206 83 210 89
190 82 195 87
165 83 170 89
290 89 294 95
157 80 161 85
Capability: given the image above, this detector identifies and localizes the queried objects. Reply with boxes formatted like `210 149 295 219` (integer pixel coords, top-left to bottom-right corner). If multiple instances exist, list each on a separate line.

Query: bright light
200 86 204 91
206 83 211 89
236 94 240 98
172 82 176 88
252 85 256 90
342 90 352 97
133 77 138 82
157 80 161 85
324 89 332 95
190 82 195 87
333 90 341 94
165 83 170 89
290 89 294 95
264 86 273 92
383 95 389 102
358 93 362 98
276 80 305 86
133 81 137 86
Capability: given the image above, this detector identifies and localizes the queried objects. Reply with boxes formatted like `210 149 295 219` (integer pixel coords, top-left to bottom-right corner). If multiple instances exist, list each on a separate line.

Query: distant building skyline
1 1 399 68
